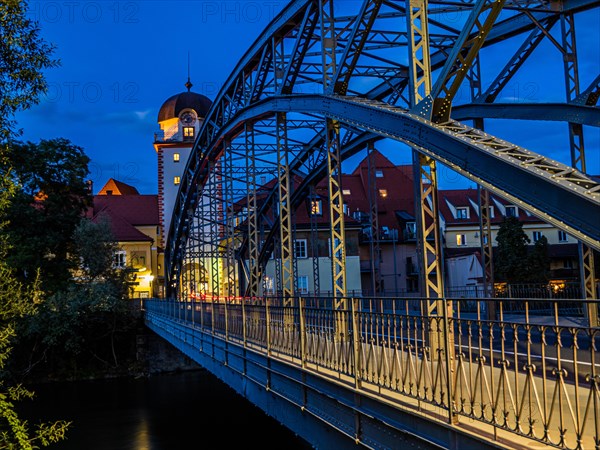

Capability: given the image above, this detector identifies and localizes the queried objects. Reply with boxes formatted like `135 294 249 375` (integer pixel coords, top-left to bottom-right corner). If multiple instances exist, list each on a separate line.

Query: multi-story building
88 178 162 298
154 80 212 248
439 188 581 293
337 150 419 295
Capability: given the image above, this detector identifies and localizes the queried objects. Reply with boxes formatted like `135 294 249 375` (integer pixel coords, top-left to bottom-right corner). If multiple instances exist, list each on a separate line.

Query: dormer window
310 199 322 216
456 207 469 219
506 205 518 217
173 153 180 162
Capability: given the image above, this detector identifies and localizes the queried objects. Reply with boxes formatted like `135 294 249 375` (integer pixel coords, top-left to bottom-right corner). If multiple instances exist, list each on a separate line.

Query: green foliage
1 138 91 294
0 263 71 449
16 218 136 378
72 217 120 281
0 0 59 141
494 217 550 283
494 217 531 282
0 2 71 446
528 235 551 283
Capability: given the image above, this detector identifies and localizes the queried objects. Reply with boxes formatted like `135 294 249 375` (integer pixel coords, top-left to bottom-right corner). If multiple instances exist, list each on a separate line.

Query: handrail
145 296 600 450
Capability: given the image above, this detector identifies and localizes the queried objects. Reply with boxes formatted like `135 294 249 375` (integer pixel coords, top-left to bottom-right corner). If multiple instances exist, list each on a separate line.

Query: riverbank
21 318 203 384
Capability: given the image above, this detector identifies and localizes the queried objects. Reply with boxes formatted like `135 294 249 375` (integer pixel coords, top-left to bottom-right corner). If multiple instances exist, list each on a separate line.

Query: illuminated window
379 189 388 198
310 199 322 216
456 207 469 219
174 176 181 185
456 234 467 246
113 250 126 269
183 127 195 138
558 230 568 242
342 189 351 195
505 205 517 217
533 231 543 242
294 240 307 258
173 153 180 162
375 170 383 178
297 276 309 295
343 203 349 215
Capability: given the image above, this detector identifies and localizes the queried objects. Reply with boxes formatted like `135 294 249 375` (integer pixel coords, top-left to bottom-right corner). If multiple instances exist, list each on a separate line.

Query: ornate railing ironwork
145 297 600 450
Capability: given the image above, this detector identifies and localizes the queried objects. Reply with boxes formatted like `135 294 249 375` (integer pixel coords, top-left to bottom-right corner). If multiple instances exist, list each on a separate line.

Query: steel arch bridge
164 0 600 307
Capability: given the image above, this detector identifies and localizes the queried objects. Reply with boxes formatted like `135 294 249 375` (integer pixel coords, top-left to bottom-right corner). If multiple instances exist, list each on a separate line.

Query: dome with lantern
157 79 212 123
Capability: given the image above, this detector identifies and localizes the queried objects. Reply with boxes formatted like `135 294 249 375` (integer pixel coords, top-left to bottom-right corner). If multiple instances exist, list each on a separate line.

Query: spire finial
185 51 192 92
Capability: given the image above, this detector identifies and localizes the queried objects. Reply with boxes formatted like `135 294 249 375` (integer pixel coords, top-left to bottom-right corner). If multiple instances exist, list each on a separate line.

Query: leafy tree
0 1 69 447
1 138 91 294
528 235 550 283
17 218 135 378
0 0 59 141
494 216 531 283
0 180 70 447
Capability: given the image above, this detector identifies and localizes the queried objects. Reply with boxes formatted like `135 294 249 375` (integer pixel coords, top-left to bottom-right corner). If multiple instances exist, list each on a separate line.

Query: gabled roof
97 178 140 196
91 195 159 226
331 149 415 229
439 189 542 225
92 209 153 242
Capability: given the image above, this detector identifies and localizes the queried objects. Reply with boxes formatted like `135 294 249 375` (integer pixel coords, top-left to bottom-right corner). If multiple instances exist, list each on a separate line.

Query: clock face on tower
180 111 196 125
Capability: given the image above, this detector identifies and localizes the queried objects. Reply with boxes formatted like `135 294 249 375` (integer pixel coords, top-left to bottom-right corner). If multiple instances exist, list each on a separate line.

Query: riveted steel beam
425 0 508 122
452 102 600 125
326 119 348 306
328 0 383 95
367 141 382 295
405 0 432 106
477 16 558 103
277 112 295 303
320 0 337 91
245 123 261 298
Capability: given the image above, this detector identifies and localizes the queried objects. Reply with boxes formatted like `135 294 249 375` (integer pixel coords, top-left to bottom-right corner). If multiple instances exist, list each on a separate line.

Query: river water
19 370 313 449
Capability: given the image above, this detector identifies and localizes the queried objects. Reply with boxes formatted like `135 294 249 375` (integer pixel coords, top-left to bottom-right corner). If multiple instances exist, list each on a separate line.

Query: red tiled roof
439 189 542 225
92 209 152 242
321 149 415 229
97 178 140 196
90 195 159 226
85 194 159 243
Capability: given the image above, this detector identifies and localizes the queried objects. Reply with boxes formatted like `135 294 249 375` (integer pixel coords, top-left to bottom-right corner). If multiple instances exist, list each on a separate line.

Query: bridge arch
165 0 600 301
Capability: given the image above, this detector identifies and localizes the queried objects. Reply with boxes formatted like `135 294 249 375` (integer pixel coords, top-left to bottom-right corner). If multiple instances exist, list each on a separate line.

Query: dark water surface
20 370 313 449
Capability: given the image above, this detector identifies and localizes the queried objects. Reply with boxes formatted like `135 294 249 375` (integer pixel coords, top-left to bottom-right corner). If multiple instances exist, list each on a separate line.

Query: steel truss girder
320 0 337 90
328 0 384 95
367 141 382 294
414 153 445 310
165 0 599 296
573 73 600 106
405 0 432 105
246 123 261 298
477 187 494 297
277 112 295 303
326 119 348 305
170 95 599 264
452 102 600 126
426 0 508 121
477 16 559 103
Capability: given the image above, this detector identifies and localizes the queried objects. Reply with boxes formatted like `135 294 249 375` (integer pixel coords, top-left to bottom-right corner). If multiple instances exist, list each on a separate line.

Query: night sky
15 1 600 195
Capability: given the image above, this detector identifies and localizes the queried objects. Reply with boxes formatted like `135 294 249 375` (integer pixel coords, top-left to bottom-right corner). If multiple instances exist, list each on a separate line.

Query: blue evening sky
16 1 600 194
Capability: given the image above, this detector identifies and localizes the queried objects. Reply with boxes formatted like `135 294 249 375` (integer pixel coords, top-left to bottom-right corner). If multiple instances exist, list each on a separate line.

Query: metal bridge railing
144 296 600 450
